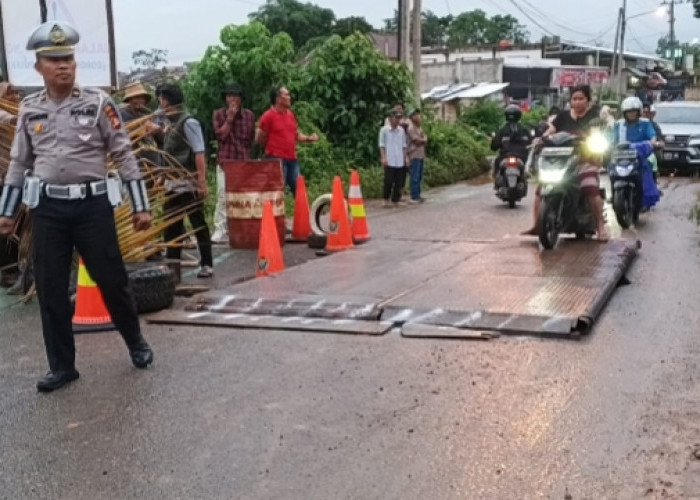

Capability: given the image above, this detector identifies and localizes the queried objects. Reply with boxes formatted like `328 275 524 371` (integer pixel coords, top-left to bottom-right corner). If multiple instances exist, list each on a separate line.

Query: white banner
1 0 112 87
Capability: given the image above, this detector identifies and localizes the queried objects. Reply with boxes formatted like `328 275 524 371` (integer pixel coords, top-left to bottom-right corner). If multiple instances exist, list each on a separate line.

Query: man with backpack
159 83 213 278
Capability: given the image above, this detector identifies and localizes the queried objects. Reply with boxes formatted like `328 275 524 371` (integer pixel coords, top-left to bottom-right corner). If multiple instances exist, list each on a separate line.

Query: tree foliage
447 9 528 48
183 22 298 127
694 0 700 17
422 10 453 47
249 0 335 49
297 33 413 159
131 48 168 70
333 16 373 38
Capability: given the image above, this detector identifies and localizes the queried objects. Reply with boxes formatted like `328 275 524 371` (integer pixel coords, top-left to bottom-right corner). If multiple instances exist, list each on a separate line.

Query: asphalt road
1 176 700 499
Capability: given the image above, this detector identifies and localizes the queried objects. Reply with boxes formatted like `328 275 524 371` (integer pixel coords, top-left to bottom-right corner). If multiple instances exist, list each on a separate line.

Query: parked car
653 101 700 175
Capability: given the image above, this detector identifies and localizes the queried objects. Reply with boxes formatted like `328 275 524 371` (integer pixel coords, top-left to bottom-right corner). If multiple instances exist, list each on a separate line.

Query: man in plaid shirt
211 84 255 243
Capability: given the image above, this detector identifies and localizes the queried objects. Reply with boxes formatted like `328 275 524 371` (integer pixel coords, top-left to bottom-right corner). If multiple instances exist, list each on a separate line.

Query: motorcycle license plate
506 173 518 188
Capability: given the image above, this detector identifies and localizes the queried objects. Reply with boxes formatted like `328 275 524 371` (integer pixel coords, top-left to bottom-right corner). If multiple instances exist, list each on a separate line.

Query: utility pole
412 0 422 100
611 8 622 76
400 0 411 66
617 0 627 98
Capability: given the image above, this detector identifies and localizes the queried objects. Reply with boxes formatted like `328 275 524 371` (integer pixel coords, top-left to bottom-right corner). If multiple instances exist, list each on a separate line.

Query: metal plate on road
158 238 637 338
147 310 393 336
400 323 498 340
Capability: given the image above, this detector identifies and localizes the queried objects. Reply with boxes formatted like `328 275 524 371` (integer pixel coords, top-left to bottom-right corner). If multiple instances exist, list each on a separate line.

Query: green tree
131 48 168 70
333 16 373 38
249 0 335 49
182 22 299 127
382 9 398 33
694 0 700 17
297 33 413 160
447 9 529 48
422 10 453 47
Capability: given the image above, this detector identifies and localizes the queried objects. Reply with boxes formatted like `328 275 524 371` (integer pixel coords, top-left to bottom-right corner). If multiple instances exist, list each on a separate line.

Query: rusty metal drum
222 159 286 249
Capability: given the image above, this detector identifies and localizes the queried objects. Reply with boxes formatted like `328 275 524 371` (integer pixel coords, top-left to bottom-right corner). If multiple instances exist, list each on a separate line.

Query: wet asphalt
1 176 700 499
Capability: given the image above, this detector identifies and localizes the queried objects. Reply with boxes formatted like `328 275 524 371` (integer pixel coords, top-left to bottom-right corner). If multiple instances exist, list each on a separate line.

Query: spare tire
310 193 351 236
128 265 175 313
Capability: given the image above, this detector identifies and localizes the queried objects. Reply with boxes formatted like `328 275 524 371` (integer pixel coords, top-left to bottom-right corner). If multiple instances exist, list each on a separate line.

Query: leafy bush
458 100 504 137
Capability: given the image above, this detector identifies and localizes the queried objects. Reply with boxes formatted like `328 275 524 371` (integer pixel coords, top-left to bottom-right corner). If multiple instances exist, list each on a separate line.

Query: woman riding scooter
522 85 609 241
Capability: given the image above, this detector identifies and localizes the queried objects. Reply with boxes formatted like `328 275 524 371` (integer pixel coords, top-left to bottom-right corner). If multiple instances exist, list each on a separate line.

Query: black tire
307 232 327 249
128 265 175 314
613 190 631 229
538 198 560 250
508 199 516 209
575 231 587 240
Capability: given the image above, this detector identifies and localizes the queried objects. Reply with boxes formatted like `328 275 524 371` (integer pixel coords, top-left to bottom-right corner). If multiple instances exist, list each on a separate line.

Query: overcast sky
111 0 699 70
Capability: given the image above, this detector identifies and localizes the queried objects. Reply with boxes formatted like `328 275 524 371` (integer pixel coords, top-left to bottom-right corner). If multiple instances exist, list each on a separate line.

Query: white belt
43 180 108 200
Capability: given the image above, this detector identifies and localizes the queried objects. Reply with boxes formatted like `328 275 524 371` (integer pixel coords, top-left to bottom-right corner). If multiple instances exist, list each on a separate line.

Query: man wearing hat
211 83 255 243
120 81 155 123
0 21 154 392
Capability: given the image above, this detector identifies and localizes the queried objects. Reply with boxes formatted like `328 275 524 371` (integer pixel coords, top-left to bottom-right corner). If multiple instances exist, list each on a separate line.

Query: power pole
412 0 422 100
611 8 622 76
400 0 411 66
617 0 627 98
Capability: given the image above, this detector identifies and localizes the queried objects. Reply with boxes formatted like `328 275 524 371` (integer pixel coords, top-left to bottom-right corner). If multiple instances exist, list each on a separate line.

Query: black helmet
504 104 522 122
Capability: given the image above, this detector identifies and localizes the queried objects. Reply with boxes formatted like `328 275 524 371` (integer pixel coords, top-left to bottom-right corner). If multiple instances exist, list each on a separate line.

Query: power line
518 0 602 37
504 0 558 37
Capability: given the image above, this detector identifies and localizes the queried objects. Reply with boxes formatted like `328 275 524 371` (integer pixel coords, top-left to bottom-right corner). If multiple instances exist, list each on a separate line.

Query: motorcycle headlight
539 168 566 184
615 164 634 177
586 131 609 154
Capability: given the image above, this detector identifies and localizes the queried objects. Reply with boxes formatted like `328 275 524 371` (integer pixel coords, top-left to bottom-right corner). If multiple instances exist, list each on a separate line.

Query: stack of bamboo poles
0 99 202 265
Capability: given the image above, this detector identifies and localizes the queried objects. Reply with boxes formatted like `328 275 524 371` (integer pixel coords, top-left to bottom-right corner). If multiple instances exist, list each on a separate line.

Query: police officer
0 21 154 392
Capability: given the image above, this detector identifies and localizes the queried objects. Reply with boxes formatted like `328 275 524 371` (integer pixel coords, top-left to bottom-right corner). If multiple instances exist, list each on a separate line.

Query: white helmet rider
621 96 643 114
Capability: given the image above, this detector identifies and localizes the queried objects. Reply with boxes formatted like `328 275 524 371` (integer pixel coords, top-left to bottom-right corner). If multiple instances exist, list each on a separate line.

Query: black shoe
128 337 154 369
36 370 80 393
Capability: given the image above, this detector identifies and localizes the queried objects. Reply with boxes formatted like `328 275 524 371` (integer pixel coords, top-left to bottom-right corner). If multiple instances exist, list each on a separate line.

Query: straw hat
123 81 152 104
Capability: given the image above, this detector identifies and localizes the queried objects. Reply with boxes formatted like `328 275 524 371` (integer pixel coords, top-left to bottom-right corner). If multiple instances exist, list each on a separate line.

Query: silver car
653 101 700 175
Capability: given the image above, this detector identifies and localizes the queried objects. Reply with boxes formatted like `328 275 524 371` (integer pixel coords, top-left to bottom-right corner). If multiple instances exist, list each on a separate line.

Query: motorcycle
536 130 608 249
495 155 528 208
608 142 642 229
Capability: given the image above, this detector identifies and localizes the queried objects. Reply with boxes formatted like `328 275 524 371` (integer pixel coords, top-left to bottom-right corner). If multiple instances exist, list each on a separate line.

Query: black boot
36 369 80 392
127 335 154 369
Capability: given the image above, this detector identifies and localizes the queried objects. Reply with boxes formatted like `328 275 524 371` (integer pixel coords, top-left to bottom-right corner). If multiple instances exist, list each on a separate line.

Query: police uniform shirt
5 86 141 187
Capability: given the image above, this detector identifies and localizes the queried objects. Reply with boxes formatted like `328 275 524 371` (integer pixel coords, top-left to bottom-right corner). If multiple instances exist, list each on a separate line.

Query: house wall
421 58 503 92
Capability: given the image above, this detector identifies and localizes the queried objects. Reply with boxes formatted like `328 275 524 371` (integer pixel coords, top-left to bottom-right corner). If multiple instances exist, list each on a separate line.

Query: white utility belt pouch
22 170 41 209
105 171 123 207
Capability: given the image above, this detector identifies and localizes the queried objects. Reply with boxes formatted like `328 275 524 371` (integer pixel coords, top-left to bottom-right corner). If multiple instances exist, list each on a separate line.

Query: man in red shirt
256 86 318 195
211 84 255 243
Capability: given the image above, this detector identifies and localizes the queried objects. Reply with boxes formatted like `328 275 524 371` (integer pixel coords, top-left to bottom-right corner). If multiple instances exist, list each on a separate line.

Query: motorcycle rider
490 104 532 188
613 97 661 210
522 85 609 241
642 102 664 185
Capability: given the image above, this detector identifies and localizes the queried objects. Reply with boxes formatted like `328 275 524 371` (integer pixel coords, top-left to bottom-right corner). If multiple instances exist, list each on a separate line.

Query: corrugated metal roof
440 82 509 101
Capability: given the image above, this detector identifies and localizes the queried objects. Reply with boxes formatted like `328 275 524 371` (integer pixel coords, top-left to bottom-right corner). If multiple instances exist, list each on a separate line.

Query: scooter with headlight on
608 142 642 229
536 130 609 249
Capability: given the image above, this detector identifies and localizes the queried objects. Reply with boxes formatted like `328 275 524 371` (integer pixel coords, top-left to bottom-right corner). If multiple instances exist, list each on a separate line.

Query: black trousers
32 195 142 374
163 192 213 267
383 166 406 202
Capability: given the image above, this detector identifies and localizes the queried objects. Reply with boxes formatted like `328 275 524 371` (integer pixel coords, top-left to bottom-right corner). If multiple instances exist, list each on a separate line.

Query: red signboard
551 68 609 88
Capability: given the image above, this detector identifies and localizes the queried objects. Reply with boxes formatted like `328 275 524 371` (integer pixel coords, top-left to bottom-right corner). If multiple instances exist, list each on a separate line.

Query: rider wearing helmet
614 97 657 145
613 96 661 210
490 104 532 185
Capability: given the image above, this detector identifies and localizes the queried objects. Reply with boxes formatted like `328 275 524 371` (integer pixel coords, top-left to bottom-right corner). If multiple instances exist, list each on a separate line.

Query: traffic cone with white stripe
348 170 370 243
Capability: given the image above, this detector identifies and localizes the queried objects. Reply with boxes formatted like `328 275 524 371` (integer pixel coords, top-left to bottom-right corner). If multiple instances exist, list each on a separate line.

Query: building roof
545 42 668 63
442 82 509 101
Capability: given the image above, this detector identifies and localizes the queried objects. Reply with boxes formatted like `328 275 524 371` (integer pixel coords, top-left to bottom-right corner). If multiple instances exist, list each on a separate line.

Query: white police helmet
26 21 80 58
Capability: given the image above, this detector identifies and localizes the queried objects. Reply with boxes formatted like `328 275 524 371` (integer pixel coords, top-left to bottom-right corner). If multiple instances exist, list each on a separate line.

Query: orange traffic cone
257 200 285 277
348 170 370 243
72 258 115 333
290 175 312 241
325 176 354 252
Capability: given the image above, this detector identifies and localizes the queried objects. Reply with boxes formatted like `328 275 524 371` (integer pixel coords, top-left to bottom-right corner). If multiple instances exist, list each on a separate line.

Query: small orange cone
256 200 285 277
348 170 370 243
325 176 354 252
72 258 115 333
290 175 312 241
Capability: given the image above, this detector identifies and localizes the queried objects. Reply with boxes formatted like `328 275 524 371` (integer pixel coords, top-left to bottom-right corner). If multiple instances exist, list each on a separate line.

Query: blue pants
266 156 299 196
409 158 424 200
